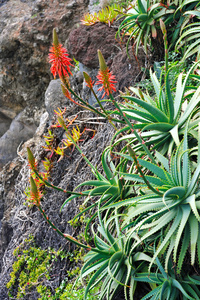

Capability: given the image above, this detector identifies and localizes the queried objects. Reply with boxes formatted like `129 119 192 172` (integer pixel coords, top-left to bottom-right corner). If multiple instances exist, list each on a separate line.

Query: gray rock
0 111 12 137
0 108 38 168
45 79 67 121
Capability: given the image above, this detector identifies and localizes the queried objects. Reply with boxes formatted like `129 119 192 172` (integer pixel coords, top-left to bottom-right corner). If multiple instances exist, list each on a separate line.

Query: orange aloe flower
96 50 117 98
49 29 73 79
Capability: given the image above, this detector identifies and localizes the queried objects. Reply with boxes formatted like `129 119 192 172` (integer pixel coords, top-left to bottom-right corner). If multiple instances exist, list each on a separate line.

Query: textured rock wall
0 0 89 167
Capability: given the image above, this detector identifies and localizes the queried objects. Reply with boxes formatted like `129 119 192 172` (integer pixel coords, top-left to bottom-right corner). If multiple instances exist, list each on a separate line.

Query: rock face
0 0 89 118
68 22 120 69
0 0 89 166
68 22 146 101
45 79 67 121
0 108 42 168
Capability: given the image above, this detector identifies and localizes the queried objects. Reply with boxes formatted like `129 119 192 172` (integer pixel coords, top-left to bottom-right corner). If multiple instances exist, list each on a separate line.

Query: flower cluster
96 49 117 98
49 44 73 79
49 29 73 79
29 176 43 207
49 29 117 102
96 68 117 98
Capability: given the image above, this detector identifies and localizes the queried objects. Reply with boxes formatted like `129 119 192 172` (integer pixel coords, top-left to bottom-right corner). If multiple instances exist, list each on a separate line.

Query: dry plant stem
127 145 162 196
109 92 156 164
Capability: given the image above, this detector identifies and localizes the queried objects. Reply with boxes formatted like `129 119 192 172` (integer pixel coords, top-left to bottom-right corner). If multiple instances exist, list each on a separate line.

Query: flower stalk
28 176 104 253
160 19 168 73
127 145 162 196
37 205 92 250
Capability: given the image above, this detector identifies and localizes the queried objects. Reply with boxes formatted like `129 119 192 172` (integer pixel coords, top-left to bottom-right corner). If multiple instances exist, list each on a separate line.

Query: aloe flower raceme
96 50 117 98
49 32 117 120
27 146 37 170
27 147 89 197
49 28 73 79
28 178 94 251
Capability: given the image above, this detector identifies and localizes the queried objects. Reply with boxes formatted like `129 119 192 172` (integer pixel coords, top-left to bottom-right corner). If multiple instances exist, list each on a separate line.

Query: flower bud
57 116 65 128
160 19 166 35
53 28 59 46
83 72 94 89
30 176 41 206
27 147 36 170
30 176 38 197
98 49 108 72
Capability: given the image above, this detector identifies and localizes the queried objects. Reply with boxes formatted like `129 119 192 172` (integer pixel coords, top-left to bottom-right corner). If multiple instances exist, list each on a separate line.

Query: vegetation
81 4 123 26
7 0 200 299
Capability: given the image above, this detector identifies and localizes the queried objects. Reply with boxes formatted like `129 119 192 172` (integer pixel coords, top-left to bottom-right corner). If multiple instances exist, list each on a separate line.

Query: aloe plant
117 0 170 56
81 210 152 300
111 62 200 154
104 124 200 272
162 0 200 50
176 22 200 61
135 257 200 300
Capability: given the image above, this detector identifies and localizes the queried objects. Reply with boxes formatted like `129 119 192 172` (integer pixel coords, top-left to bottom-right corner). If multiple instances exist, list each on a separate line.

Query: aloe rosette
174 1 200 60
104 125 200 272
81 210 152 300
135 256 200 300
117 0 172 56
111 63 200 154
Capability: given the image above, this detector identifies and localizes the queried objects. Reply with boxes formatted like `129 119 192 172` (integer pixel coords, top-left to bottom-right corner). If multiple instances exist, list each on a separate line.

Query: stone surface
68 23 146 98
0 111 12 137
0 107 42 168
45 79 67 121
68 22 120 69
111 46 147 92
0 0 89 117
0 0 90 166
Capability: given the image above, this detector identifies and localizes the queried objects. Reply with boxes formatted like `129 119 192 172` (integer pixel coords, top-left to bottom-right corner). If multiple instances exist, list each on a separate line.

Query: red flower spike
49 29 73 79
96 50 117 98
96 69 117 98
